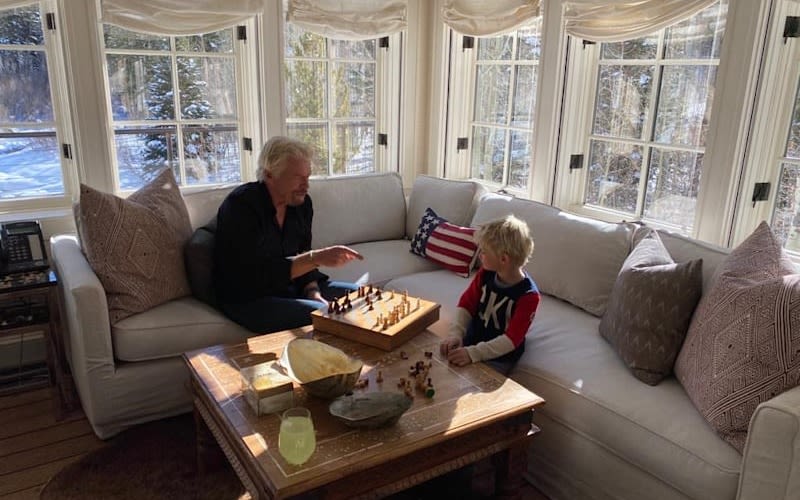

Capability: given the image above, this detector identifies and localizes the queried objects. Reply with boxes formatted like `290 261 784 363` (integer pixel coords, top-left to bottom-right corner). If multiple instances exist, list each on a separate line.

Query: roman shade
563 0 718 41
100 0 263 35
287 0 407 40
441 0 540 36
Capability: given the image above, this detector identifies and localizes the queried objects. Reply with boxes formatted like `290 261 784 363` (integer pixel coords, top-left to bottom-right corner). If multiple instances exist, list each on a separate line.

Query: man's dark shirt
214 181 327 305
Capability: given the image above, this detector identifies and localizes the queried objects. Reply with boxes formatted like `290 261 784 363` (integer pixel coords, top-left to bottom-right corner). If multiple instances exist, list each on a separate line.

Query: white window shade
441 0 540 36
100 0 263 35
287 0 407 40
563 0 717 41
0 0 39 9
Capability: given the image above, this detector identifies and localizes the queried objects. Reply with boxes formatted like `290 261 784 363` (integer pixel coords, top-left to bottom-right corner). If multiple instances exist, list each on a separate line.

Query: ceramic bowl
279 338 363 398
329 392 412 428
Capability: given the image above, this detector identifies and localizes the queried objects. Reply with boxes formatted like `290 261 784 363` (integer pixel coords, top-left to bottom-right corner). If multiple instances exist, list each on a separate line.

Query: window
283 22 400 176
735 0 800 254
102 24 253 191
773 79 800 251
0 2 73 206
444 19 542 193
560 1 728 232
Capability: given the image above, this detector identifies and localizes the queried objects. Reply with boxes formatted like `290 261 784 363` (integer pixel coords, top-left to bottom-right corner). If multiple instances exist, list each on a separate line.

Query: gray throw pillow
184 218 218 308
600 231 702 385
675 221 800 453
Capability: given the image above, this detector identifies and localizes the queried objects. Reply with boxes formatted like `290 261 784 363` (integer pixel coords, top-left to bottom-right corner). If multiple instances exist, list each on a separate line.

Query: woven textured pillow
599 231 702 385
78 169 193 323
409 207 477 277
675 221 800 452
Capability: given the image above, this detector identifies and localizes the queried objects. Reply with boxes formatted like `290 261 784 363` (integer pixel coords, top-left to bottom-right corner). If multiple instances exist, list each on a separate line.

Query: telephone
0 220 49 275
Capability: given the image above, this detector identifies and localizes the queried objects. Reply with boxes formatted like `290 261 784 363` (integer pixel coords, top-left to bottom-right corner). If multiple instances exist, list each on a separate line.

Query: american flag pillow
410 207 478 277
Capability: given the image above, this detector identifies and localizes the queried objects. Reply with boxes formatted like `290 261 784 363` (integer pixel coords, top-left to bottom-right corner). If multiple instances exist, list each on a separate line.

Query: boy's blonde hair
475 215 534 268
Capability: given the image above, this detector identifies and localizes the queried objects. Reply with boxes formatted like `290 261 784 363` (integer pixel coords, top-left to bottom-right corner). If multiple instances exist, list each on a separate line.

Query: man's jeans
221 281 358 334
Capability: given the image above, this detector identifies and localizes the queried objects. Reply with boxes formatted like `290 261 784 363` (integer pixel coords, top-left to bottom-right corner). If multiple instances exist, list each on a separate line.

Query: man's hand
440 336 462 356
314 245 364 267
304 283 327 306
447 347 472 367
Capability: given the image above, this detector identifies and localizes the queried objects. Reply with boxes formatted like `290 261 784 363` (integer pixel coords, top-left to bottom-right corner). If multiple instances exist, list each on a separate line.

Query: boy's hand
447 347 472 367
440 336 462 356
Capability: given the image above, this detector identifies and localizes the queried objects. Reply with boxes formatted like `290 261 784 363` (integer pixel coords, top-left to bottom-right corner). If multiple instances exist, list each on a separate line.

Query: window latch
784 16 800 44
569 154 584 171
751 182 770 207
456 137 468 151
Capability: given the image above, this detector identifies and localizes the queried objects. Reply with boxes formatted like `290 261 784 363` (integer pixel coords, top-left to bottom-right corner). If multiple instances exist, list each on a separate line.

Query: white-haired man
214 136 363 333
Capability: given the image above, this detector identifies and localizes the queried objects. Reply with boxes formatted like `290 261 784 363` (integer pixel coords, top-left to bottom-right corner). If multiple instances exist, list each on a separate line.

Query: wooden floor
0 387 104 499
0 387 548 499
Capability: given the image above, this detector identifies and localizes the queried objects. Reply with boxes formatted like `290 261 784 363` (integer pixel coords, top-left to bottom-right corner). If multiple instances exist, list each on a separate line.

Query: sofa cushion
515 295 741 500
184 218 217 307
473 193 634 317
409 207 477 277
77 168 193 324
675 221 800 453
599 231 702 385
406 176 486 239
112 296 251 362
181 184 235 231
321 239 441 287
310 172 407 248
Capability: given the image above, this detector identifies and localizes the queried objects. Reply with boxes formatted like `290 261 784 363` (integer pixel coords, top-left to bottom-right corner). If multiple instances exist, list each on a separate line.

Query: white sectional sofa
51 172 800 499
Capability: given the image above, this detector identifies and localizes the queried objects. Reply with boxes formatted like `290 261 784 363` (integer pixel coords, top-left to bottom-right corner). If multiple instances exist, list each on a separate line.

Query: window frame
443 21 543 197
733 0 800 249
96 19 261 195
280 18 402 177
553 0 772 246
0 0 78 217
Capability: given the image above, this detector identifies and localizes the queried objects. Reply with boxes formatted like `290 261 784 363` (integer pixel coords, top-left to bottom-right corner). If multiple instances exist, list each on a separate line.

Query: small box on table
238 362 294 416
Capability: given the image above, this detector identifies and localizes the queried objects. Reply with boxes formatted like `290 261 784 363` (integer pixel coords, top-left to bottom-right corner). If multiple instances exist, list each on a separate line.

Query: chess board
311 287 440 351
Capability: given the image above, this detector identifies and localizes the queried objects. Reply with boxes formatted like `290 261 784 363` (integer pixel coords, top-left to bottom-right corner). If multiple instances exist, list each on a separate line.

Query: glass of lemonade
278 407 316 465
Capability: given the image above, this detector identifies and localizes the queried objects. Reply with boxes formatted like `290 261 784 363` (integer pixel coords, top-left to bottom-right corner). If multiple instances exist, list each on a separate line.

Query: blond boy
440 215 540 375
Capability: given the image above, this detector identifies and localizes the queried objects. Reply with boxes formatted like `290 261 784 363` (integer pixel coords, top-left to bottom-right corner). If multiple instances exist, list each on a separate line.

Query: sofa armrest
50 235 115 415
737 385 800 500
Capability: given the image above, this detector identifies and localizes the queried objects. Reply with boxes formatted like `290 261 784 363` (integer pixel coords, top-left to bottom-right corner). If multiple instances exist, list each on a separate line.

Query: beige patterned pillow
78 169 193 323
675 221 800 452
600 231 702 385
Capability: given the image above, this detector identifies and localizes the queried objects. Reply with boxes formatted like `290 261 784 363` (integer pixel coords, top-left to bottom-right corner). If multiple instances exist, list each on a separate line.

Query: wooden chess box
311 287 440 351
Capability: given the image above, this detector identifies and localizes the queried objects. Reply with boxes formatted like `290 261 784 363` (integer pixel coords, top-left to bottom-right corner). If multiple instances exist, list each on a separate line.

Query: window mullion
326 39 334 175
632 31 666 219
168 43 186 185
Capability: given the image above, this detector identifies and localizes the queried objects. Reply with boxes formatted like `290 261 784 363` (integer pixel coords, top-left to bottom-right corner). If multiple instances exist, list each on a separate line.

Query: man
214 136 363 333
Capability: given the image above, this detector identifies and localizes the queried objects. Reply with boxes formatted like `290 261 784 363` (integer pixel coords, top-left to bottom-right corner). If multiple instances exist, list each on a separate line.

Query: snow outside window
101 24 255 191
0 1 75 208
283 22 400 177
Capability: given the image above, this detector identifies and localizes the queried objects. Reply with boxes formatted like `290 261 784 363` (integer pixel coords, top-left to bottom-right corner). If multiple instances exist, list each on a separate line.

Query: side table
0 269 78 418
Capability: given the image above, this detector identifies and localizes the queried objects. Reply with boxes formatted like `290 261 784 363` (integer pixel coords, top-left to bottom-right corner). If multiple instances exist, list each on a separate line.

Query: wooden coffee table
183 326 544 499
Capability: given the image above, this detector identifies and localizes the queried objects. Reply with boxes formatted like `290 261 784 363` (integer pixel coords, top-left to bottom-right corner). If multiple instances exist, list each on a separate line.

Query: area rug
39 413 480 500
40 414 248 500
